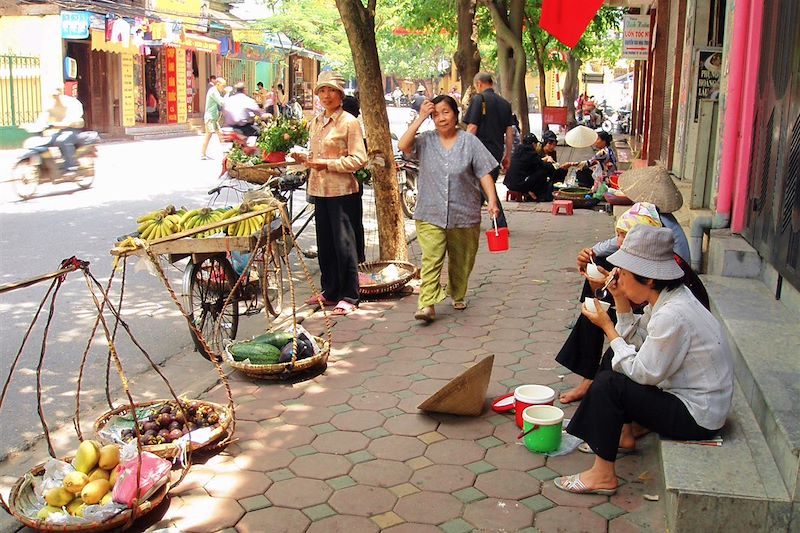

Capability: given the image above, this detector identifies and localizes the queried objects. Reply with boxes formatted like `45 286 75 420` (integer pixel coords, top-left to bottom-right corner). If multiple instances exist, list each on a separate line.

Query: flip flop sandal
553 474 617 496
578 442 635 456
332 301 357 316
452 301 467 310
305 294 336 306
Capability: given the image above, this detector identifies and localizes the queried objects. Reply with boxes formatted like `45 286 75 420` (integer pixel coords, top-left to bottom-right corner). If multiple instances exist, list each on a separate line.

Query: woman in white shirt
554 225 733 496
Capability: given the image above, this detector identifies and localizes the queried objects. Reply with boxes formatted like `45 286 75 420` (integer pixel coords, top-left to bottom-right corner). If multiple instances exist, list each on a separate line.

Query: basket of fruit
224 329 330 378
358 260 416 297
7 440 169 532
93 399 232 459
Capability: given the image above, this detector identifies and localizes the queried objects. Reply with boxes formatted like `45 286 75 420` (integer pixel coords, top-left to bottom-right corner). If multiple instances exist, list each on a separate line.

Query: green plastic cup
522 405 564 453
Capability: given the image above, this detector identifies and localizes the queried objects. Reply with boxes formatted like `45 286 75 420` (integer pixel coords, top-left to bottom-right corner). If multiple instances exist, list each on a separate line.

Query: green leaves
258 117 310 154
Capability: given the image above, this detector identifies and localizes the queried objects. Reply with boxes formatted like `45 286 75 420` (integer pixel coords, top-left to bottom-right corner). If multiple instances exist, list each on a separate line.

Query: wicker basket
224 337 330 379
358 261 416 297
94 400 232 459
227 162 280 184
553 188 599 209
8 459 168 532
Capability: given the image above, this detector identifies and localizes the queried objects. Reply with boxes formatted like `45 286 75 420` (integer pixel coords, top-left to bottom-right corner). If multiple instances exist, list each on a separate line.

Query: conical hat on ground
418 355 494 416
618 165 684 213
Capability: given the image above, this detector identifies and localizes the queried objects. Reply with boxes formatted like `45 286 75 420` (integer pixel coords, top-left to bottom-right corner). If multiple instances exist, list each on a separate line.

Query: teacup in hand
586 262 605 281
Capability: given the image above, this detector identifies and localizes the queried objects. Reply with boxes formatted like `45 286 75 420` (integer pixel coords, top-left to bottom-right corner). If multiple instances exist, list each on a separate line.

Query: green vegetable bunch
258 117 309 154
227 144 263 166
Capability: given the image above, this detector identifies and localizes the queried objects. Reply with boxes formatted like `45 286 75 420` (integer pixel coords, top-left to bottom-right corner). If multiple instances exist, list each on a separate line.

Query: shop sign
181 33 221 53
693 48 722 122
176 48 188 123
121 54 136 127
61 11 91 39
148 0 209 32
166 47 178 123
232 29 264 44
229 44 271 62
622 15 650 61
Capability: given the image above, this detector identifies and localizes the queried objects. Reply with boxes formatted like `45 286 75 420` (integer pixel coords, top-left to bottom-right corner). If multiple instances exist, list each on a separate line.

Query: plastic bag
112 451 171 507
564 167 578 188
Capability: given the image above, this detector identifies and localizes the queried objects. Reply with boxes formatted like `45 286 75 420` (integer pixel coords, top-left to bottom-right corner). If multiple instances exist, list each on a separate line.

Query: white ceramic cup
583 298 611 313
586 262 604 281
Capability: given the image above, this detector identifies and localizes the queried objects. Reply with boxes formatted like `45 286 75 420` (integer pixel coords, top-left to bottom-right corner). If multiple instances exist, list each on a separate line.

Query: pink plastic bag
111 451 171 507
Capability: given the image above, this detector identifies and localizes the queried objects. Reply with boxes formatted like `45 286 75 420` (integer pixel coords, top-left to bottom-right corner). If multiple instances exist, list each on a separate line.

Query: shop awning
90 29 137 55
181 33 221 53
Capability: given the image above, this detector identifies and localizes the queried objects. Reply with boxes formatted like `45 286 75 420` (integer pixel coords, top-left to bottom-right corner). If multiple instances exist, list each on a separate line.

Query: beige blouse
307 108 367 197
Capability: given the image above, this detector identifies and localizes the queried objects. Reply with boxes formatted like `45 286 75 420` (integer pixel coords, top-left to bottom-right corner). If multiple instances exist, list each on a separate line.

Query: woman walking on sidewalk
398 95 500 323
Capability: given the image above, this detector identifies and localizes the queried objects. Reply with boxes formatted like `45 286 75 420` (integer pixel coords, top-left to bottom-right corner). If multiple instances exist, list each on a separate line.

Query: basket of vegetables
94 399 232 459
224 329 329 378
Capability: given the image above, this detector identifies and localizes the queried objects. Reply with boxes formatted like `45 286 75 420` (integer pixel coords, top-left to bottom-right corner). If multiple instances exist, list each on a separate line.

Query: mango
36 505 64 521
63 471 89 493
100 492 114 506
73 440 101 474
66 498 85 517
80 478 111 505
98 444 120 470
88 467 110 482
44 487 74 507
109 466 119 487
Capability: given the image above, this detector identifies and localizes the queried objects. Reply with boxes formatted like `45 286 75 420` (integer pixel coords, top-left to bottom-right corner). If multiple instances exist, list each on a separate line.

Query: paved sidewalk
137 206 661 532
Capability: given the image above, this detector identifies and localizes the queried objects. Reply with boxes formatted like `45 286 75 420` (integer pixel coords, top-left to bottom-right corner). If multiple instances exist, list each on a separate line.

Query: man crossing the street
464 72 512 228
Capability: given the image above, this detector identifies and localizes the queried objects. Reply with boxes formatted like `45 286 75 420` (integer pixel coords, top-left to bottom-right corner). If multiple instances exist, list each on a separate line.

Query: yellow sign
121 54 136 127
181 33 221 53
176 48 187 124
232 29 264 44
90 29 136 55
148 0 209 31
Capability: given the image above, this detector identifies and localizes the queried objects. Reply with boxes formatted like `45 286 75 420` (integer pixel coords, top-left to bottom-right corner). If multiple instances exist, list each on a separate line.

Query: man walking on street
464 72 512 228
201 76 225 160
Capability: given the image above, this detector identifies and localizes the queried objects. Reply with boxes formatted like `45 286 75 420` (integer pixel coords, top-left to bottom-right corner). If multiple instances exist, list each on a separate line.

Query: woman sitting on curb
554 225 734 496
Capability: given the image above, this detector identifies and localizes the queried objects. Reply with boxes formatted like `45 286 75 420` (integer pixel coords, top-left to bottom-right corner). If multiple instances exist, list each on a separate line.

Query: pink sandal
304 294 336 306
331 300 357 316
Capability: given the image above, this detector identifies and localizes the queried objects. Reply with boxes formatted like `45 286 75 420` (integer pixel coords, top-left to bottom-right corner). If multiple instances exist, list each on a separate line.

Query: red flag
539 0 604 48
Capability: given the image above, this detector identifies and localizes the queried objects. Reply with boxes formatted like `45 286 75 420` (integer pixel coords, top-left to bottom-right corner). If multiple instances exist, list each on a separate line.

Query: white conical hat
565 125 598 148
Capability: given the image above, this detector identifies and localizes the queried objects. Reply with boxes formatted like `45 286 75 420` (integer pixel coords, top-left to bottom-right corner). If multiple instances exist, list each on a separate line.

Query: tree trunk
335 0 407 261
563 51 581 129
454 0 481 96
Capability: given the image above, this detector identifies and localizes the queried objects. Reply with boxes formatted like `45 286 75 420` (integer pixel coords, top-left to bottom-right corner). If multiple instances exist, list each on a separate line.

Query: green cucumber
230 342 282 363
251 331 294 349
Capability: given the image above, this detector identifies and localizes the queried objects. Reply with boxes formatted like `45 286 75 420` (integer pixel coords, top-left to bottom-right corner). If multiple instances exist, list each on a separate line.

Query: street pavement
0 168 668 531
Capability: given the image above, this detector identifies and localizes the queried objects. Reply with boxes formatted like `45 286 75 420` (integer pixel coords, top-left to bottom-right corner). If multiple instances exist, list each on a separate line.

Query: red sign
542 106 568 127
166 47 178 123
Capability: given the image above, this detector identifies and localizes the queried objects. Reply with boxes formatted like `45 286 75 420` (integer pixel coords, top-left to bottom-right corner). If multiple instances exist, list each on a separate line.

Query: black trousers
314 194 361 305
555 256 616 379
567 370 718 462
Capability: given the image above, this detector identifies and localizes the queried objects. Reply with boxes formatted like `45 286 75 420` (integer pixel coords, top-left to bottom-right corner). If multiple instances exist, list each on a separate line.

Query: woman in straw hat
398 95 500 322
293 70 367 316
554 225 733 496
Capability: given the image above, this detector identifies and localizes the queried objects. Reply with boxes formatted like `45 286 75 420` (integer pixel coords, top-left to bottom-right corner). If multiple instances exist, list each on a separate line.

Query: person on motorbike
222 82 265 138
411 85 426 113
37 87 84 173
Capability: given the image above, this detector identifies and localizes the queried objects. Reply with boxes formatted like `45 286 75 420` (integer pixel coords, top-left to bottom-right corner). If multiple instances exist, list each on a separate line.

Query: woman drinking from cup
554 225 733 495
398 95 500 322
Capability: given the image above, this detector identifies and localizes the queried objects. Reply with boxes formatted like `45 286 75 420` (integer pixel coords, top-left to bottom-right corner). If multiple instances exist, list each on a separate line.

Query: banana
136 209 162 223
137 220 154 234
179 209 200 225
184 214 200 229
140 223 155 240
219 208 240 221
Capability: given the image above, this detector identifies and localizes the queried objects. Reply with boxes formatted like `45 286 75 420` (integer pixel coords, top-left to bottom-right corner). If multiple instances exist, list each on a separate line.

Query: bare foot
559 378 592 404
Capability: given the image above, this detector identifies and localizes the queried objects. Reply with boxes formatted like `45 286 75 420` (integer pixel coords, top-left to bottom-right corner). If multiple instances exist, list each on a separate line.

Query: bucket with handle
521 405 564 453
485 216 509 253
513 384 556 428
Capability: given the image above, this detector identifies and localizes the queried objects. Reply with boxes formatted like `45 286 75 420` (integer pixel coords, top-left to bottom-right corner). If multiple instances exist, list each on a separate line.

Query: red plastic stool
551 199 574 215
506 191 528 202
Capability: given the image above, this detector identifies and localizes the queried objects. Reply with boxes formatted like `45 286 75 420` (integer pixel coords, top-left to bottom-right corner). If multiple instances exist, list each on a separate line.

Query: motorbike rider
37 87 84 173
221 82 265 138
411 85 426 113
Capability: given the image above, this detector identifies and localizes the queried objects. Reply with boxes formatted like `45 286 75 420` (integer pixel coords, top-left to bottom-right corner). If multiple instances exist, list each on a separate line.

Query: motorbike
393 138 418 219
12 125 99 200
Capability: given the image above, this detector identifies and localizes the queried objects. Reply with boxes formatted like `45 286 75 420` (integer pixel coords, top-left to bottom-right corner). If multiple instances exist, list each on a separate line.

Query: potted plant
258 117 309 163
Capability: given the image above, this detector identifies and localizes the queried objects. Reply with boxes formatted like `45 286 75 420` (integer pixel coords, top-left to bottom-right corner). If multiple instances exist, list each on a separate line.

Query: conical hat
418 355 494 416
618 165 684 213
565 125 598 148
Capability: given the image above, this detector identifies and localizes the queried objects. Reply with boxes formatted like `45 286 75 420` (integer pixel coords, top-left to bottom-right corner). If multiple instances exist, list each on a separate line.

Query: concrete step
129 130 201 141
703 274 800 502
661 385 793 531
707 230 762 278
125 123 198 141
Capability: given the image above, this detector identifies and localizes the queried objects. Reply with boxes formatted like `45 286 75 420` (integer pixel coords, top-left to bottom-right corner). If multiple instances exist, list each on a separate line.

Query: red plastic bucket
486 218 509 253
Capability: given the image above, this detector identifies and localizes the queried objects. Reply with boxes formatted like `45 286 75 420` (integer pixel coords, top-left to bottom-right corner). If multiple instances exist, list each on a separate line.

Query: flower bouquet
258 117 309 163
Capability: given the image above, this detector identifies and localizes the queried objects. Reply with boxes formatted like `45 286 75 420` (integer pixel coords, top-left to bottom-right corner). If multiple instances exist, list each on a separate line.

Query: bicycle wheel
262 242 286 317
183 255 239 360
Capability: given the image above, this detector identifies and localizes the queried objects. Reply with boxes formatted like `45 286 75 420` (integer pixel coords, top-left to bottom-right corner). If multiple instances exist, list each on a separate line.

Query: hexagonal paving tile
534 505 608 532
541 481 609 508
234 402 285 422
410 464 476 493
383 524 440 533
383 414 438 436
328 484 397 516
289 452 353 480
484 442 547 471
232 447 295 473
367 435 427 461
280 404 336 426
306 515 380 532
348 391 399 410
473 469 540 500
330 409 385 431
350 458 413 487
424 439 486 465
462 497 533 531
545 451 597 476
203 470 271 498
436 417 496 440
312 430 370 454
363 374 412 393
431 349 478 364
236 506 310 533
297 387 352 407
421 363 471 380
393 491 463 524
376 360 425 376
265 477 334 509
171 495 244 532
260 423 317 449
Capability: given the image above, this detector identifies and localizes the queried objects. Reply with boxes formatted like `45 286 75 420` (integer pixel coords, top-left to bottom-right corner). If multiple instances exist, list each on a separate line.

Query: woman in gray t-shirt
398 95 500 323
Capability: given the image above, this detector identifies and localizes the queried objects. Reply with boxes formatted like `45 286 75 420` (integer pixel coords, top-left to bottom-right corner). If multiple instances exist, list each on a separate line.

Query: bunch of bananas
137 205 184 241
181 207 226 238
225 201 271 237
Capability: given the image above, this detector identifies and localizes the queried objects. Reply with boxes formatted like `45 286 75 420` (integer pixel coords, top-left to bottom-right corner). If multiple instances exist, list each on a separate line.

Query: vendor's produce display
131 201 276 241
95 399 232 458
225 327 329 378
219 201 272 238
357 261 416 297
